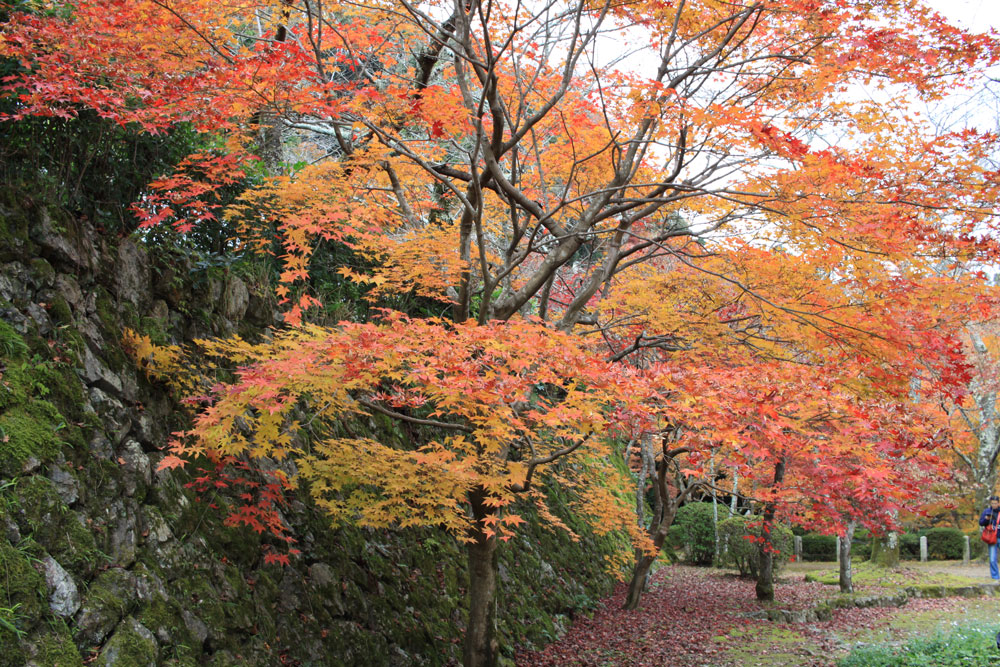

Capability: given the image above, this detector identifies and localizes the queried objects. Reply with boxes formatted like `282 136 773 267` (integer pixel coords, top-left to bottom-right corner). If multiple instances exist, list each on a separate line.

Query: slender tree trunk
710 450 719 563
623 440 686 610
755 458 786 602
464 487 500 667
839 521 856 593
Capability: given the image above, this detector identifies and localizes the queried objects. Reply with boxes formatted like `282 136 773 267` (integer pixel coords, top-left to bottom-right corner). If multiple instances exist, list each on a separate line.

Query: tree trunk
623 553 656 610
839 521 856 594
755 458 786 602
463 488 500 667
622 440 684 610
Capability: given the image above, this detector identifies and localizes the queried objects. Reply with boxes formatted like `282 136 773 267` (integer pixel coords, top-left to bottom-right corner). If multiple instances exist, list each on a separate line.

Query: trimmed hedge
898 528 972 560
800 533 837 561
925 527 965 560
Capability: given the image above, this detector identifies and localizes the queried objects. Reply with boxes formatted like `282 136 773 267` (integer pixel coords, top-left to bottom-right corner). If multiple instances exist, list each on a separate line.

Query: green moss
0 321 29 359
98 619 157 666
32 630 84 667
0 541 46 630
29 258 56 286
0 627 27 667
0 400 67 474
5 477 100 576
0 363 31 411
804 562 980 589
138 597 199 660
0 192 34 262
47 296 74 327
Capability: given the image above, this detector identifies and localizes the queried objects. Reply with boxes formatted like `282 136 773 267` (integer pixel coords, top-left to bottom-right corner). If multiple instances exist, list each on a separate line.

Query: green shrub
968 532 987 561
837 624 993 666
799 533 837 561
900 533 920 560
924 527 965 560
666 502 717 566
718 515 793 577
851 528 871 561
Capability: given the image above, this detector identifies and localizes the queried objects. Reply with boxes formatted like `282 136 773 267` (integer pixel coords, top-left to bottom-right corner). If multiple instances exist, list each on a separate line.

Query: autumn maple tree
5 0 1000 664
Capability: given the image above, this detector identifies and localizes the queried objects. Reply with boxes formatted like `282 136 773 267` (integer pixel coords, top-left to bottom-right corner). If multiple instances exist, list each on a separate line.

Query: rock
132 413 161 447
25 301 52 335
74 569 139 646
47 464 79 504
309 562 336 588
30 207 98 272
105 499 138 567
80 346 124 396
181 609 209 648
42 556 80 618
141 507 173 544
115 240 151 311
119 440 151 498
132 564 168 603
54 274 84 313
95 617 157 667
220 276 249 321
4 517 21 544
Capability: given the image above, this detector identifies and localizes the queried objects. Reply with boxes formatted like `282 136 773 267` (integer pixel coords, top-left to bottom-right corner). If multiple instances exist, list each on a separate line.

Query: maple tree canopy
5 0 1000 656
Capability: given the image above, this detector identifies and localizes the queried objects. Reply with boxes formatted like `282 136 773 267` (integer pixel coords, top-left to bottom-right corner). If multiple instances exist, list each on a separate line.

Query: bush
900 532 920 559
667 502 717 566
851 528 871 561
968 532 987 561
799 533 837 561
718 515 793 577
925 527 965 560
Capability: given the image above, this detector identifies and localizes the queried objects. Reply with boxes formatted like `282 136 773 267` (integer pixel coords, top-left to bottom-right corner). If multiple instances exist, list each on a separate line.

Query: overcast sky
925 0 998 33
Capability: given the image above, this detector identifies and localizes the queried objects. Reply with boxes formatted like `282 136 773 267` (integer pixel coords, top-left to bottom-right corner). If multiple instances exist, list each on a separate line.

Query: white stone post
964 536 970 565
920 535 928 562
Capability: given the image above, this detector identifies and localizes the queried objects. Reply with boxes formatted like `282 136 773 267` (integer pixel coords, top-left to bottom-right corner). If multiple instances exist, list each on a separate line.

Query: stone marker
920 535 928 562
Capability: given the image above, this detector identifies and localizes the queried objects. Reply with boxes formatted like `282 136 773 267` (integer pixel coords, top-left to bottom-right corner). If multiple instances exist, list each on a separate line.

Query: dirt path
515 563 1000 667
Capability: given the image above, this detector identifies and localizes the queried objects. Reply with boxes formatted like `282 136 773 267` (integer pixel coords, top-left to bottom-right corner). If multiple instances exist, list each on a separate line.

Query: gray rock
74 569 139 646
88 432 115 460
181 609 209 648
220 276 249 321
47 465 79 504
115 240 151 311
132 564 168 603
119 440 151 498
42 556 80 618
309 562 336 588
54 274 84 312
30 207 98 272
106 499 138 567
80 346 124 396
141 507 173 544
25 302 52 335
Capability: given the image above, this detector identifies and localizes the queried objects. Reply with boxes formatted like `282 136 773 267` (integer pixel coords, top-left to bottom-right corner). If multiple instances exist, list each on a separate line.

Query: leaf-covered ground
515 564 1000 666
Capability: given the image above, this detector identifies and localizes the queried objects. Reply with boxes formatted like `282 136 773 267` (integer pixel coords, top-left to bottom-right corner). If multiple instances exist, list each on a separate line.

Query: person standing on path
979 496 1000 580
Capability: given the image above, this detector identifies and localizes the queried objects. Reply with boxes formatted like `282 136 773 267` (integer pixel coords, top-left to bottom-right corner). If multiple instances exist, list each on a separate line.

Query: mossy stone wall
0 192 629 665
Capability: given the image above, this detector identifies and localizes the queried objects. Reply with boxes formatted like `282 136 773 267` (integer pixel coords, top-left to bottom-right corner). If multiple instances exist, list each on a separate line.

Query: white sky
924 0 999 33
